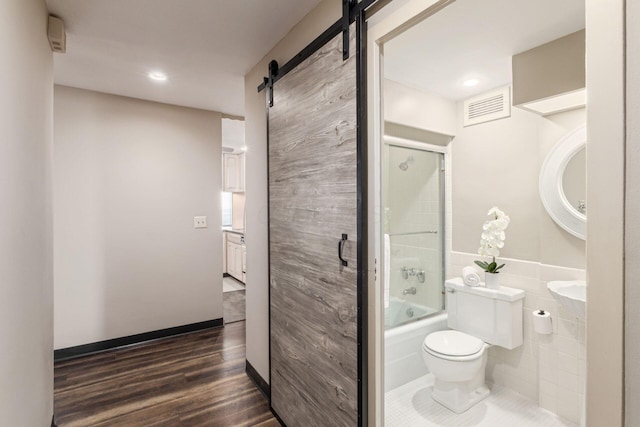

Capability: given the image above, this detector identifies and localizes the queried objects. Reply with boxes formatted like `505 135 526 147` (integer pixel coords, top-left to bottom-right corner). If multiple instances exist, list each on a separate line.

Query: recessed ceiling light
148 71 168 82
463 79 479 87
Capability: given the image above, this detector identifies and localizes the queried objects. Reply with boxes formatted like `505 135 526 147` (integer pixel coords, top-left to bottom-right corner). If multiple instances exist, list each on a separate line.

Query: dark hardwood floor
54 321 279 427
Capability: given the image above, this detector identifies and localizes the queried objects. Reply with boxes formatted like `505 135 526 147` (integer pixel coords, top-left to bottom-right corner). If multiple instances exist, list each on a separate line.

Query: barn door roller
264 60 279 107
342 0 354 60
257 0 378 106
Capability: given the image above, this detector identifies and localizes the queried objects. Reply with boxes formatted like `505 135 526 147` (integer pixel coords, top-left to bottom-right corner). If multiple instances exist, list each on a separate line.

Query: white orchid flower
488 206 505 217
475 207 509 274
494 217 510 230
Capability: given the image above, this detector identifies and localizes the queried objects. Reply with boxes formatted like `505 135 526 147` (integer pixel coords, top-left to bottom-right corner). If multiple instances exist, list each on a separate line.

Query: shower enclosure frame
382 135 450 324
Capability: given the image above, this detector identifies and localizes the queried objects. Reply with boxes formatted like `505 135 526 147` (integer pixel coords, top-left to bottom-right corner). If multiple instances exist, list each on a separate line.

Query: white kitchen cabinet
225 232 245 283
222 232 227 274
223 152 245 192
226 241 237 278
242 245 246 283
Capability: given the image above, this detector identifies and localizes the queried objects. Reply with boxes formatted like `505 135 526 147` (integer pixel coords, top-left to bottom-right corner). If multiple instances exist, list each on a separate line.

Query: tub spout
402 286 417 295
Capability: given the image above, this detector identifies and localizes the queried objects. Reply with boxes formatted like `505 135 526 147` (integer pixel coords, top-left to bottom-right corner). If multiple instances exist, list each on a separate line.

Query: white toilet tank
445 278 525 350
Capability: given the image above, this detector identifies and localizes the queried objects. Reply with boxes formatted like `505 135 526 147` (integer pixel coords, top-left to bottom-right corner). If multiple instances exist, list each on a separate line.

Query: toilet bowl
421 278 525 413
421 330 490 413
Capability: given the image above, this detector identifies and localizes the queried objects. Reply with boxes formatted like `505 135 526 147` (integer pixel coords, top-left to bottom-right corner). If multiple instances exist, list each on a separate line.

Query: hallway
54 322 278 427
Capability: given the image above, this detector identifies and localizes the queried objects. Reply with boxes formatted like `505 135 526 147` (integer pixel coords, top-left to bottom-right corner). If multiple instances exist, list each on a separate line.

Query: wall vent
47 15 66 53
463 86 511 127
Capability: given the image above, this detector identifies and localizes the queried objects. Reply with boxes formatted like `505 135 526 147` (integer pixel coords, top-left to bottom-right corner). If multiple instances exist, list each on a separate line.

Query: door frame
366 2 457 423
367 0 628 425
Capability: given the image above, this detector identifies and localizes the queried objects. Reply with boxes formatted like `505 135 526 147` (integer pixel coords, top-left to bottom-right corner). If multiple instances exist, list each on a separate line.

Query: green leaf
474 260 488 270
494 264 506 272
488 261 497 272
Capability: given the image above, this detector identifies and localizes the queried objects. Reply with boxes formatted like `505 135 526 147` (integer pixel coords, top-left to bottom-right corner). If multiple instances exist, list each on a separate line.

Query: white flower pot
485 272 501 289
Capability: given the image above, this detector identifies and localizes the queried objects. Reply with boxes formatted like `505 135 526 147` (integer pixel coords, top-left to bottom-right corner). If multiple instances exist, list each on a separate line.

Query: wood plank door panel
269 24 358 427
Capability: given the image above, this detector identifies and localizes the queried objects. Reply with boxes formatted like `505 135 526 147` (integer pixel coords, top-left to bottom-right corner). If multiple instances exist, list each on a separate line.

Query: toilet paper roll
532 310 553 334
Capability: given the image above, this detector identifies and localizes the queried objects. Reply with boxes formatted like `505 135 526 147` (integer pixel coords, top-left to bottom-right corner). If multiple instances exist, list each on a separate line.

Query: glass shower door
383 143 444 329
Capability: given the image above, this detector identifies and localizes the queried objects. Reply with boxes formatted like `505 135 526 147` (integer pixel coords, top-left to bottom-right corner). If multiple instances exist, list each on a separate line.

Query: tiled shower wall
449 251 586 425
389 235 441 307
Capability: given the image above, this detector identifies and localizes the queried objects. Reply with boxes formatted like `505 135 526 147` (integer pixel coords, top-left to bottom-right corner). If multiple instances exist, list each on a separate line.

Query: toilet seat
423 330 486 361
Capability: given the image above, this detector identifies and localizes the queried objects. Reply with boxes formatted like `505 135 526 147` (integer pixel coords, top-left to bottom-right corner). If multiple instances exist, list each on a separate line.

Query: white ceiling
46 0 323 116
384 0 585 101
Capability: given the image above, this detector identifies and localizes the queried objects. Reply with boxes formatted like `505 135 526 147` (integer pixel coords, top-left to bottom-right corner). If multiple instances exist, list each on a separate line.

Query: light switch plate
194 216 207 228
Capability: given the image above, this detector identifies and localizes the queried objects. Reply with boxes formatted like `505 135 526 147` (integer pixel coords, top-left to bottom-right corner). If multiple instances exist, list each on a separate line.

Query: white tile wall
387 150 441 236
449 251 586 425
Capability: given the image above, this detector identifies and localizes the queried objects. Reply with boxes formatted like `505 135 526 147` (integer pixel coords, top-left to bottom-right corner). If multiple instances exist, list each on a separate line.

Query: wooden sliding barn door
268 24 360 427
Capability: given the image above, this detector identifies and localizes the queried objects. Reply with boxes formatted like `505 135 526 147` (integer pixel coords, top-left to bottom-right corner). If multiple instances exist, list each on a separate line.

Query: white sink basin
547 280 586 320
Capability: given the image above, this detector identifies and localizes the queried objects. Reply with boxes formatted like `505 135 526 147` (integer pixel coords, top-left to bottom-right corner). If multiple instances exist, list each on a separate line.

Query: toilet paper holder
532 309 553 335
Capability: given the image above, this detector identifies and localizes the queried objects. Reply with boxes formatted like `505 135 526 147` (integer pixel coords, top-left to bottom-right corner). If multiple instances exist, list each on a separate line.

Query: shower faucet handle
401 267 417 279
401 267 425 282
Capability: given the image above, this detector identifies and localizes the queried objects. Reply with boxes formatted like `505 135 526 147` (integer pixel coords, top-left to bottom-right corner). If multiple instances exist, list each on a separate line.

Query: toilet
422 277 525 413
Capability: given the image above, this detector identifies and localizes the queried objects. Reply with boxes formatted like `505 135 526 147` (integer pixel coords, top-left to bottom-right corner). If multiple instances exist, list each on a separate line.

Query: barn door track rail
257 0 378 106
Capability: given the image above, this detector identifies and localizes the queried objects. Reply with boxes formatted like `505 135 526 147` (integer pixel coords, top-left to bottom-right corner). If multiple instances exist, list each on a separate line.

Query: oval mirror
539 125 586 240
562 146 586 215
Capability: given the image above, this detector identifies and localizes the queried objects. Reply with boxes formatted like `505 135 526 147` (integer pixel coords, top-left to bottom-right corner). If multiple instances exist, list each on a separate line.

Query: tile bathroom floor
385 375 576 427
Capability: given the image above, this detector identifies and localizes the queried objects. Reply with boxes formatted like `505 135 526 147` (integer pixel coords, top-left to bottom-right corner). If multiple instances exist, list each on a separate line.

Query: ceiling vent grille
463 86 511 127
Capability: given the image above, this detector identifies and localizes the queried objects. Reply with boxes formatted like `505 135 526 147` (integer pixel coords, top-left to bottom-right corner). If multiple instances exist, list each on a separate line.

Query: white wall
0 0 53 425
54 86 222 348
383 79 457 136
452 103 541 261
585 0 625 425
244 0 341 383
452 102 585 268
626 0 640 425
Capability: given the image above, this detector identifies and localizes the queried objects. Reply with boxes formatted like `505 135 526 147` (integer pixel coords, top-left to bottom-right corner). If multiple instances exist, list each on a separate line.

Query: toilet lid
424 331 484 357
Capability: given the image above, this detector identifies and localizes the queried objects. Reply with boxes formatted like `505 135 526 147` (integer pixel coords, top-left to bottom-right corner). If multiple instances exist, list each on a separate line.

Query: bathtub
385 297 438 328
384 306 448 392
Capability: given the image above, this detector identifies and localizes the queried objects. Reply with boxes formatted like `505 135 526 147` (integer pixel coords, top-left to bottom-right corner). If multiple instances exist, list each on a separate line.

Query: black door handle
338 234 348 267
